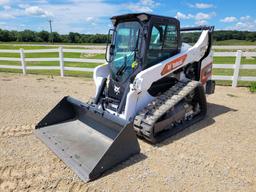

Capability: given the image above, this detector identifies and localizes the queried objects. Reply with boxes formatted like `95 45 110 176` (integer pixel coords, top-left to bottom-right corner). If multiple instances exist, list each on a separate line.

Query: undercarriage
134 81 207 143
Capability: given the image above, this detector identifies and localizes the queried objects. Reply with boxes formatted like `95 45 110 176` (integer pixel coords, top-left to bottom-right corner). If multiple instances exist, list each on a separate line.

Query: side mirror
109 44 115 55
105 29 115 62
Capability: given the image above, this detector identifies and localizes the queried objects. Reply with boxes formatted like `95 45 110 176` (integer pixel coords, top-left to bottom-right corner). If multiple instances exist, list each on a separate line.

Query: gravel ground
0 73 256 192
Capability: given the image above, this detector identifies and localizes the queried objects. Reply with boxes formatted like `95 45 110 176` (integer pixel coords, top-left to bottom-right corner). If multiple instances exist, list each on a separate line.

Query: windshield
110 21 141 82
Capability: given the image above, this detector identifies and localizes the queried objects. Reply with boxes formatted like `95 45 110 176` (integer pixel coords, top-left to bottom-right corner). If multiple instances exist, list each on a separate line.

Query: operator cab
104 13 181 111
107 13 181 83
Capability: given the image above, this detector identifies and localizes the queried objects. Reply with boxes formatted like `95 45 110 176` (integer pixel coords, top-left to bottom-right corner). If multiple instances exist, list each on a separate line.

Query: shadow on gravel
87 103 237 180
157 103 237 147
100 103 237 178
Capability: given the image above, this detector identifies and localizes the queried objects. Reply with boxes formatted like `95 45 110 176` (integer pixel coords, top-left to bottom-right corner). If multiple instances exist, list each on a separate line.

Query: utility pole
48 20 53 44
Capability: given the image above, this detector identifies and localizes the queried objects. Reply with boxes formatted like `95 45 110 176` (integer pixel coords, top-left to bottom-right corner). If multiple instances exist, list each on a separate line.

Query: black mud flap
34 96 140 182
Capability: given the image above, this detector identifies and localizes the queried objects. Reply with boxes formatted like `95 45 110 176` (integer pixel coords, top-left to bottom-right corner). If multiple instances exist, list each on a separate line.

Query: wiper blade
116 55 127 77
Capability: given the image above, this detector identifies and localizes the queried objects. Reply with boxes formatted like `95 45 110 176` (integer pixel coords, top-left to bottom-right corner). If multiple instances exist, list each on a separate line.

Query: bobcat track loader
35 13 215 182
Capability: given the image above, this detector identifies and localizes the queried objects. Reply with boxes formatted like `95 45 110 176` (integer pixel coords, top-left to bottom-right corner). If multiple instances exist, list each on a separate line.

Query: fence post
20 48 26 75
232 50 242 88
59 47 64 77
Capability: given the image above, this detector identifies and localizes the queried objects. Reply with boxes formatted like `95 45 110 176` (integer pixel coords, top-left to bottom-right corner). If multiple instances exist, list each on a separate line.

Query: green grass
0 68 93 78
213 49 256 52
214 80 255 87
0 60 20 65
64 62 100 68
0 52 20 58
0 44 105 50
214 57 235 64
64 53 105 59
0 52 104 59
250 82 256 93
214 56 256 64
214 39 256 45
0 49 105 69
213 68 233 76
0 42 106 46
0 60 102 68
0 44 58 50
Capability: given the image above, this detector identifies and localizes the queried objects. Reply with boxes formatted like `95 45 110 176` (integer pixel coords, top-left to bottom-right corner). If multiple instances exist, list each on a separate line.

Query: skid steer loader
35 13 215 182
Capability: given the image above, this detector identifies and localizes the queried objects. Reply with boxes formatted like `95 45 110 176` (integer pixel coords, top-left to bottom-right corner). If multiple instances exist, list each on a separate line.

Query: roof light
137 14 148 22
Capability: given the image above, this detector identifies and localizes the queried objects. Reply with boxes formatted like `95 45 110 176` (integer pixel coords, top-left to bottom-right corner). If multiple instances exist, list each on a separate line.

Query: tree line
0 29 109 43
0 28 256 43
181 30 256 43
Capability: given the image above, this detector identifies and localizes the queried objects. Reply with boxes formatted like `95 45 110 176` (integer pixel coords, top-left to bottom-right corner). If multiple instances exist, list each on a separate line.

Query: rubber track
133 81 200 141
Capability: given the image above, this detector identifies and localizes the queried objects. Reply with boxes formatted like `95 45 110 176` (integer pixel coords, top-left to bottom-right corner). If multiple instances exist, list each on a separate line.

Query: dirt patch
0 73 256 192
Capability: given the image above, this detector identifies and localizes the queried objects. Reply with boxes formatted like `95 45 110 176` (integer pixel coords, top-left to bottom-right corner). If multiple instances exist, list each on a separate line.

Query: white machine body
93 30 213 121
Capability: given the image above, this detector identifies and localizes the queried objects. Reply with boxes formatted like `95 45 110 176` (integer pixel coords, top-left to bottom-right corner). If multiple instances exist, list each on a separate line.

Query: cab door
144 17 181 69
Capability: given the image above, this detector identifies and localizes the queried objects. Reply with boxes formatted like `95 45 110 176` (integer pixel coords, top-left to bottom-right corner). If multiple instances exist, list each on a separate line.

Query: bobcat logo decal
114 85 120 95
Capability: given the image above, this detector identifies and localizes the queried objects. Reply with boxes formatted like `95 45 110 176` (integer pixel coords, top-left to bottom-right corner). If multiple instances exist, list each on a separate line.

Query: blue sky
0 0 256 34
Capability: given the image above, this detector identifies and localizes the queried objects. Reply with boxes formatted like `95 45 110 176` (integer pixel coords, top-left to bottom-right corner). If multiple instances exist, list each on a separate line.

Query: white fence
213 50 256 87
0 48 105 76
0 48 255 87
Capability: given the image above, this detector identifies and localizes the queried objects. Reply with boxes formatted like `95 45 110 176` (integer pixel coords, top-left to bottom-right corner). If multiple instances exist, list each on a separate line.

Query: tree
16 30 36 42
68 32 81 43
38 30 49 42
52 32 62 42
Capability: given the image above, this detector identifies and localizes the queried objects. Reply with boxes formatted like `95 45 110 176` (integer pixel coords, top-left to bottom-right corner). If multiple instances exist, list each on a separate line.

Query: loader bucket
34 96 140 182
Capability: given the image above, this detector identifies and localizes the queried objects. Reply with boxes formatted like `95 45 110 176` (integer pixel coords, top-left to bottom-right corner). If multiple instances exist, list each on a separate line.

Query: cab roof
110 13 179 25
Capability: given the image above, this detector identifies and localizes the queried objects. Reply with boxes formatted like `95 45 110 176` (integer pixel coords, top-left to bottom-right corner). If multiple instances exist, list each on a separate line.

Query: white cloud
35 0 48 3
36 1 120 34
85 17 97 26
175 11 216 27
234 22 256 31
0 0 9 5
25 6 53 17
3 5 11 10
194 12 216 20
194 12 215 26
175 11 216 22
195 20 208 25
195 3 214 9
189 3 214 9
141 0 158 7
225 16 256 31
0 12 15 19
0 4 24 20
85 17 93 22
220 16 237 23
126 4 152 12
240 15 251 22
234 16 256 31
126 0 159 12
175 12 193 20
18 4 29 9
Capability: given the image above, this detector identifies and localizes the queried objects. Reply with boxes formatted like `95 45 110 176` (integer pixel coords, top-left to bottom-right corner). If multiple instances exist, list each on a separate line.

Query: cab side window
163 25 177 49
146 23 178 68
150 25 166 49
